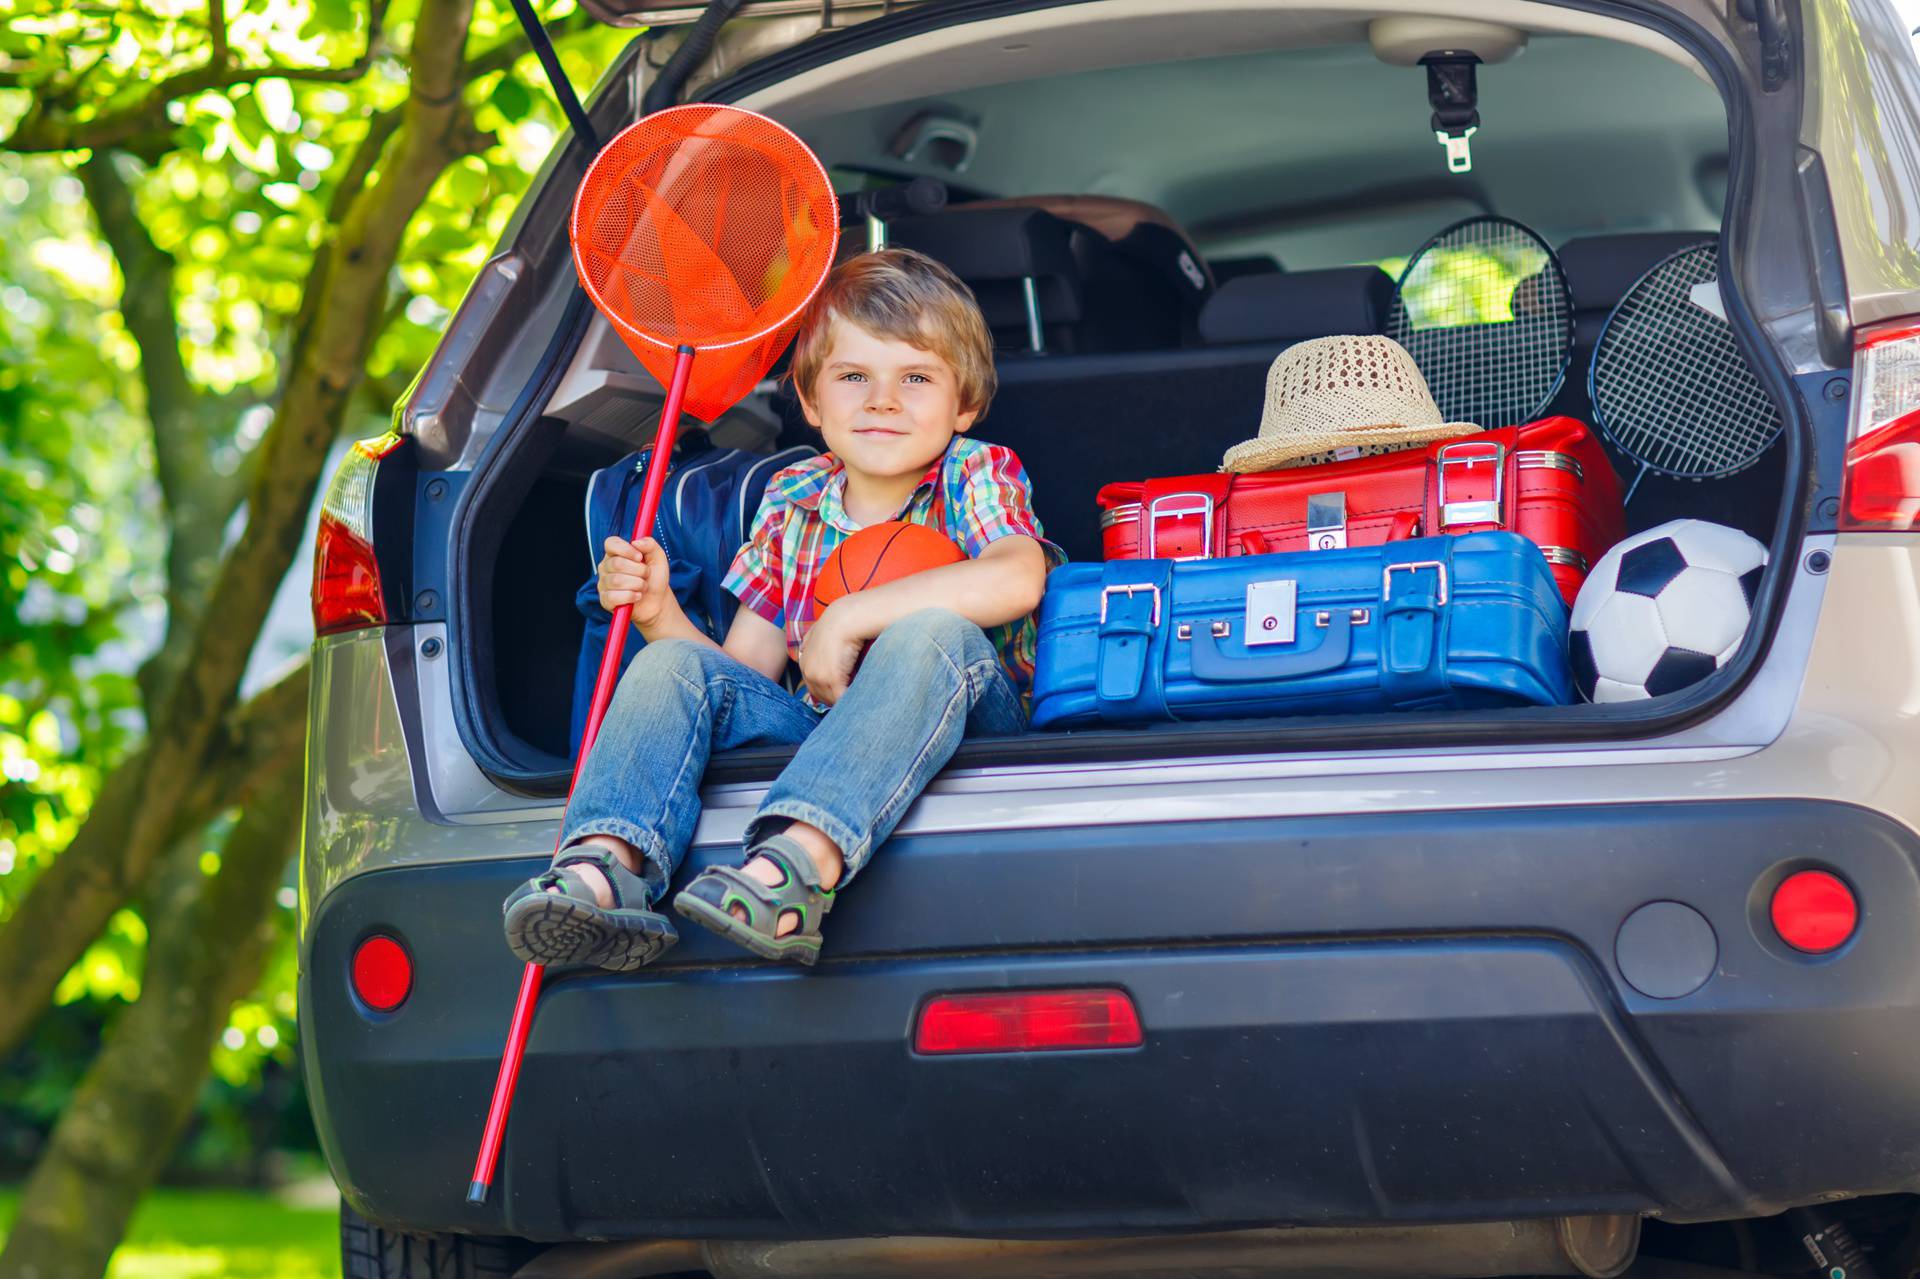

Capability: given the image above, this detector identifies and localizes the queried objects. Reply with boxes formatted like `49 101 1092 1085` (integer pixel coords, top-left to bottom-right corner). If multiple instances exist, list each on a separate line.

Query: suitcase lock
1435 440 1506 530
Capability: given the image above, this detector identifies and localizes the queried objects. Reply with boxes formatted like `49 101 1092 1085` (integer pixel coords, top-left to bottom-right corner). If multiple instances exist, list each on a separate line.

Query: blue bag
571 444 817 753
1029 531 1571 729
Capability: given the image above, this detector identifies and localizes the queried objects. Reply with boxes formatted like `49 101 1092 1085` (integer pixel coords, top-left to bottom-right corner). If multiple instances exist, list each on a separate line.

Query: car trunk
434 0 1824 794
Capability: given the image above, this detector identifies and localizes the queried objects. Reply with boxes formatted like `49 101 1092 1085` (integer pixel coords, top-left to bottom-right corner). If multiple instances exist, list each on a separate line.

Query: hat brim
1221 420 1482 474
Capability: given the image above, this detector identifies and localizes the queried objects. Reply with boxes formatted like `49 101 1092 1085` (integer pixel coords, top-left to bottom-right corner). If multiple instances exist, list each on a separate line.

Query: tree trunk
0 664 309 1056
0 0 482 1062
0 757 303 1279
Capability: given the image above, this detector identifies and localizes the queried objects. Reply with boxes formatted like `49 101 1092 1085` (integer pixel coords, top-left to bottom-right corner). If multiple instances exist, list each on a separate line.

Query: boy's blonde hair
788 247 996 419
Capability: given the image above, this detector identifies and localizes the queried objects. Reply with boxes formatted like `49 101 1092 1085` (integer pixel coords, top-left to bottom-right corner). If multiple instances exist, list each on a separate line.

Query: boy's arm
720 607 792 683
601 534 708 646
606 537 788 682
799 535 1048 706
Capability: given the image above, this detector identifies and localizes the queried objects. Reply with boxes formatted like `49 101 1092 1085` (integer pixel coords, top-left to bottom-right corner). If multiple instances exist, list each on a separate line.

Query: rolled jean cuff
557 817 672 899
746 802 869 883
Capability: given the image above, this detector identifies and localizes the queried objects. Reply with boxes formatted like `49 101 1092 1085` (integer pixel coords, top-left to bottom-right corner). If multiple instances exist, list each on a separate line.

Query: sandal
672 836 834 966
502 844 677 971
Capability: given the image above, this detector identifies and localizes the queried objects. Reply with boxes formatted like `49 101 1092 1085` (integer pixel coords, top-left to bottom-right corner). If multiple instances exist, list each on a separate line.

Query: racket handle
468 345 696 1209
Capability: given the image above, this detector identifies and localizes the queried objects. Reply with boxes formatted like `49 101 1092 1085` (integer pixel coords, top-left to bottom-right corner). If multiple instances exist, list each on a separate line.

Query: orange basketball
815 521 967 609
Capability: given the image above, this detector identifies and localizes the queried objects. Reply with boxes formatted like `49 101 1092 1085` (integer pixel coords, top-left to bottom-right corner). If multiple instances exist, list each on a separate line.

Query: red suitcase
1097 416 1624 605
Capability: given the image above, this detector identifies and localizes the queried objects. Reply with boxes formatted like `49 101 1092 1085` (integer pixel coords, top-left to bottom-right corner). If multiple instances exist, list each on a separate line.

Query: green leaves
489 73 533 122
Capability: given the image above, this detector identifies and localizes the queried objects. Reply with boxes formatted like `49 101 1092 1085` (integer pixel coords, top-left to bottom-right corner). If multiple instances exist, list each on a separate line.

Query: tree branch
461 7 596 85
0 663 308 1055
208 0 229 69
0 0 484 1059
78 151 264 715
3 0 393 154
325 106 406 225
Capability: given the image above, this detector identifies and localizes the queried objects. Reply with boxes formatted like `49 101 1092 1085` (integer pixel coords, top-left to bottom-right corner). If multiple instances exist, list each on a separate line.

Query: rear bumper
301 799 1920 1242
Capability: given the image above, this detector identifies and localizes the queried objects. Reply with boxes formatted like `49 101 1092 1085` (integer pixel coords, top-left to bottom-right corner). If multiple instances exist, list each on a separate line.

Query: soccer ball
1568 519 1767 703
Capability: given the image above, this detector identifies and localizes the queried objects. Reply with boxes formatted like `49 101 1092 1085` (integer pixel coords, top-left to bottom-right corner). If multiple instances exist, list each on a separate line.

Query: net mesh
571 104 840 423
1589 243 1781 478
1384 216 1573 429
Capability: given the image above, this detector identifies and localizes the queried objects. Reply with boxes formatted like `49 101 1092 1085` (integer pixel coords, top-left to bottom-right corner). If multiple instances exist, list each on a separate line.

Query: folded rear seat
969 266 1397 562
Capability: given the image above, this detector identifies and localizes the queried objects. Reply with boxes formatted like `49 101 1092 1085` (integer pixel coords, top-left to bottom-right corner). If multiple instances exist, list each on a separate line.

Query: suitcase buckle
1435 440 1506 530
1144 492 1216 560
1099 583 1162 625
1383 560 1449 605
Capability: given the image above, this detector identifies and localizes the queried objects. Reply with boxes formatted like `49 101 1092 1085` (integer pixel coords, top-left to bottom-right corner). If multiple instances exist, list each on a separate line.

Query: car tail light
914 988 1143 1055
351 934 413 1011
1770 870 1858 954
1842 323 1920 531
313 433 405 635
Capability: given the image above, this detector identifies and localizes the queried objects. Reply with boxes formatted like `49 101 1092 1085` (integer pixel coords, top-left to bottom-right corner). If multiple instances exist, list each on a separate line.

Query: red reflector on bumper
914 988 1143 1055
351 935 413 1011
1770 870 1858 954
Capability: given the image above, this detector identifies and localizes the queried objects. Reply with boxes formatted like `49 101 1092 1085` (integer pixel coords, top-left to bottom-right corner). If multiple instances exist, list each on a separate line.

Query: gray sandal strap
545 843 663 909
673 835 834 959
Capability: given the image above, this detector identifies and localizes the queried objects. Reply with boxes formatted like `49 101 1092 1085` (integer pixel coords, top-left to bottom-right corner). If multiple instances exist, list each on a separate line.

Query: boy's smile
799 320 979 521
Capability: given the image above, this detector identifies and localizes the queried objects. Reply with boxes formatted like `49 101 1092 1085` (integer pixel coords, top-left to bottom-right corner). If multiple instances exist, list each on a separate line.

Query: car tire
341 1202 537 1279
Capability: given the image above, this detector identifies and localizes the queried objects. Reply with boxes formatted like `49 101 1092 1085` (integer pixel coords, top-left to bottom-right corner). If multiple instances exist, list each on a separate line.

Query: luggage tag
1307 493 1348 551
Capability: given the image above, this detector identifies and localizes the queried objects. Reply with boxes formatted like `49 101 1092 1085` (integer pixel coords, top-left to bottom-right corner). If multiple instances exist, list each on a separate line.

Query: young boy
502 248 1062 968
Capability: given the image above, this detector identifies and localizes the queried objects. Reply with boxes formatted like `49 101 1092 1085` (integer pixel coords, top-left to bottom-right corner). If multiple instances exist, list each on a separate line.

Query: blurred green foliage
0 0 628 1181
1375 243 1546 328
0 1185 340 1278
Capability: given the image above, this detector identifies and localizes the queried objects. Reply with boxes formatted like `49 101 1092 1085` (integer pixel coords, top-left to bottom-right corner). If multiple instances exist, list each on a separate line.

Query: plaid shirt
723 436 1064 705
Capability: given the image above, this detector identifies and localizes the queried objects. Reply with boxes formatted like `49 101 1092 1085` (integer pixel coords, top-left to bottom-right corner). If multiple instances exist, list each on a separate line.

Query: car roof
791 33 1722 268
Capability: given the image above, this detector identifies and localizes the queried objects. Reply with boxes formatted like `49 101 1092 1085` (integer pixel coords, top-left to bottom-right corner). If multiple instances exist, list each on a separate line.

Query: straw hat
1221 335 1481 473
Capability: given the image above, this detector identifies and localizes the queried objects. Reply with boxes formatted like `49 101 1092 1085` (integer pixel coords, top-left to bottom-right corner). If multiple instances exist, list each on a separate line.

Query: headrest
887 207 1080 283
1210 255 1284 285
1557 233 1714 312
964 193 1215 296
1197 266 1395 345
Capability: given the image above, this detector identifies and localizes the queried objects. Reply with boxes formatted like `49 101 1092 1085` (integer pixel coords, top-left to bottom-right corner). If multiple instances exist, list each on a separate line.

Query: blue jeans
560 608 1028 896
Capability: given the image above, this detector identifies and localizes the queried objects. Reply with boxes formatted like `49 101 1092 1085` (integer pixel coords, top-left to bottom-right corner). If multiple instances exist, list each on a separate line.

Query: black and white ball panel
1567 519 1769 703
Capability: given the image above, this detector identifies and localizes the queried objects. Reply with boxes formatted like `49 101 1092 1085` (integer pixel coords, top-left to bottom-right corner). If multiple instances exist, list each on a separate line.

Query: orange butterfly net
570 103 841 421
472 105 838 1211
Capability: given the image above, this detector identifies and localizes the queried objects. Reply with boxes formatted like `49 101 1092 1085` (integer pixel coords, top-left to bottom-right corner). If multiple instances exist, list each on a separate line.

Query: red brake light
1842 322 1920 530
312 433 403 635
351 934 413 1011
1770 870 1858 954
314 515 385 635
914 988 1143 1055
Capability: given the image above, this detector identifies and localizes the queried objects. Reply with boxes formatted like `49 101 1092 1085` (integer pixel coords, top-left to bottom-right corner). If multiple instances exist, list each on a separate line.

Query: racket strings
1590 245 1780 479
1385 217 1573 428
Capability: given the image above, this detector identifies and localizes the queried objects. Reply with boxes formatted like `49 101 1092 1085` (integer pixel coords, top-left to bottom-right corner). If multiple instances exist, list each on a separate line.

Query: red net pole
468 344 698 1207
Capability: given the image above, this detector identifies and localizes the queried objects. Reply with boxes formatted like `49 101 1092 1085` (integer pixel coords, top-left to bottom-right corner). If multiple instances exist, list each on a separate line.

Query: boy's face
798 320 976 485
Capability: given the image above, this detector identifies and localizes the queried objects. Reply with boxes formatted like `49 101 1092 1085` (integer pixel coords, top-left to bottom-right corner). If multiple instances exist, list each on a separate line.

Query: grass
0 1186 339 1279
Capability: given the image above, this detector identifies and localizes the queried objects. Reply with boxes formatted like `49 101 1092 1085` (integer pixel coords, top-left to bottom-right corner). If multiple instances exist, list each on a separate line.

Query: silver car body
304 0 1920 935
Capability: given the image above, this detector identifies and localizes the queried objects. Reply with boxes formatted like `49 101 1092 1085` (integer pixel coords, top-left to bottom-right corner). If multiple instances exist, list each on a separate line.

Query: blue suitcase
1029 531 1572 729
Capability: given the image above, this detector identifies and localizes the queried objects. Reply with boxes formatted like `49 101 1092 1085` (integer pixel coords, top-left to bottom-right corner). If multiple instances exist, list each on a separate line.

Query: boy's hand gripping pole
467 344 697 1208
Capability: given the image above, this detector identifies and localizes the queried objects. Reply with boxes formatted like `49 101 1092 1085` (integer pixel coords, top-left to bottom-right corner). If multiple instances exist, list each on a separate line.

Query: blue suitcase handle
1188 612 1354 683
